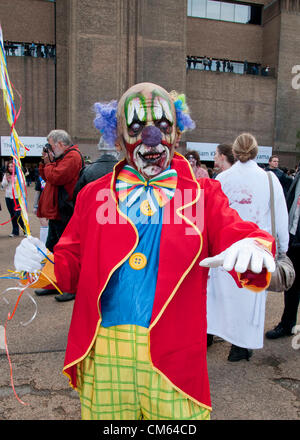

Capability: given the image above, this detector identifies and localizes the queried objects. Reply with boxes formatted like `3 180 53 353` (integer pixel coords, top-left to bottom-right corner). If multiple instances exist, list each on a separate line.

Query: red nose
141 125 162 147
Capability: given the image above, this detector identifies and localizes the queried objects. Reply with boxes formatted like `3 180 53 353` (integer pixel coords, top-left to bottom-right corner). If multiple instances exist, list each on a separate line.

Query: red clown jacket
50 153 275 411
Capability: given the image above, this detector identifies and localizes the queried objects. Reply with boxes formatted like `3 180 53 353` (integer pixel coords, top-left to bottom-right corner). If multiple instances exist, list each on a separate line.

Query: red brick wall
185 70 276 148
0 57 55 137
187 17 263 63
0 0 55 44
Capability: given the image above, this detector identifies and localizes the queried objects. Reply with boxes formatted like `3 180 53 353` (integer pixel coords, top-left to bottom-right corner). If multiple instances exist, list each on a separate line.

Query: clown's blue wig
171 92 196 133
93 100 118 148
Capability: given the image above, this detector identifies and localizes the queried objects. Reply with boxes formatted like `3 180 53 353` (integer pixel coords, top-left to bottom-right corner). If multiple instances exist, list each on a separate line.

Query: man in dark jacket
266 165 300 339
73 136 119 202
265 155 293 198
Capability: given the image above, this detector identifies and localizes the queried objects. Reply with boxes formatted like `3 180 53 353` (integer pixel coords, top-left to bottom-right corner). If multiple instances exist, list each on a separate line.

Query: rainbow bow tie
116 165 177 209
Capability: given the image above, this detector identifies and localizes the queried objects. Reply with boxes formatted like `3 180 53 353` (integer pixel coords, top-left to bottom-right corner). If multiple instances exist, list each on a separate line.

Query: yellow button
129 252 147 270
140 200 154 216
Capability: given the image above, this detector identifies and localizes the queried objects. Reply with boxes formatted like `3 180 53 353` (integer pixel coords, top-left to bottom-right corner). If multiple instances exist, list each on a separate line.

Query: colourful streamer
4 318 27 406
0 215 15 226
0 25 30 235
2 279 39 406
0 26 34 405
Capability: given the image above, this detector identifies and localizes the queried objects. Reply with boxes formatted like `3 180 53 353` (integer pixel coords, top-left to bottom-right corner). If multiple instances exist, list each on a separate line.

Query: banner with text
186 142 272 164
1 136 47 157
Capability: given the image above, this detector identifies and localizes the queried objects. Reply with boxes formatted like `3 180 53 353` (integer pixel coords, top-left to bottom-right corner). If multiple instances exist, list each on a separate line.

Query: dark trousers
280 240 300 331
46 219 67 253
5 197 25 235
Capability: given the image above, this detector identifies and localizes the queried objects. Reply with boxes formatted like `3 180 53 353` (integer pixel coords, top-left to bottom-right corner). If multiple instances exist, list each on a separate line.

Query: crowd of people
0 130 119 301
184 148 296 188
2 82 299 420
187 55 271 76
184 146 299 360
1 138 298 319
3 40 56 58
1 137 298 313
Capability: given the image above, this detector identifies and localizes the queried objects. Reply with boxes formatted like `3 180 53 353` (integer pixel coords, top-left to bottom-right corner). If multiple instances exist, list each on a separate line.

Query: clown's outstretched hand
14 236 48 273
199 238 275 274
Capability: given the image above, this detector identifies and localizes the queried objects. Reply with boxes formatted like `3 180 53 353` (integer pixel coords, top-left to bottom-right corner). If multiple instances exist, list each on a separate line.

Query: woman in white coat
207 133 289 361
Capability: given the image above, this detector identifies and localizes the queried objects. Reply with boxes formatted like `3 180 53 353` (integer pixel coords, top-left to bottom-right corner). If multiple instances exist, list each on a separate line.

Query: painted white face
186 155 197 169
132 142 171 179
118 84 178 180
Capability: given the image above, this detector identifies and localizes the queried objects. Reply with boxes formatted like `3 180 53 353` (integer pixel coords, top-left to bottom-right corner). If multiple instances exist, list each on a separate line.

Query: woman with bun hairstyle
207 133 289 361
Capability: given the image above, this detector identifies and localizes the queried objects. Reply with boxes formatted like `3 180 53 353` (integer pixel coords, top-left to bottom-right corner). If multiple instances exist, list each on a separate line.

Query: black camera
43 143 52 153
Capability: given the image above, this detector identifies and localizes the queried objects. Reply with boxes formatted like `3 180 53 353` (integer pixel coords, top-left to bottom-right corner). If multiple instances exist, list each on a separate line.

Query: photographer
35 129 83 302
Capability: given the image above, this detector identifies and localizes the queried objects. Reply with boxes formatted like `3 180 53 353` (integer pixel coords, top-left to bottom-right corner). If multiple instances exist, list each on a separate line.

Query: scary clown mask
116 83 180 180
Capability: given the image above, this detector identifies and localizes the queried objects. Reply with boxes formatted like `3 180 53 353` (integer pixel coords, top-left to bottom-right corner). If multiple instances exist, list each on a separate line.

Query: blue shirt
100 186 164 328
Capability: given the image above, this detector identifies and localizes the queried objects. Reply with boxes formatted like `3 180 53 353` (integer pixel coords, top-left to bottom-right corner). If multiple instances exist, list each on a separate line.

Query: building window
3 41 56 59
220 2 235 22
187 0 261 25
207 0 221 20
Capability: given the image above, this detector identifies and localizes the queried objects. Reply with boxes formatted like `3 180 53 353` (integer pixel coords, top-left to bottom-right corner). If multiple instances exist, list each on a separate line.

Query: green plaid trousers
76 324 211 420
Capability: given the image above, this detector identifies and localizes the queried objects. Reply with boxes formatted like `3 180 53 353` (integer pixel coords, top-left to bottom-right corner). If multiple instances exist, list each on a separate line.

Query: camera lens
43 143 52 153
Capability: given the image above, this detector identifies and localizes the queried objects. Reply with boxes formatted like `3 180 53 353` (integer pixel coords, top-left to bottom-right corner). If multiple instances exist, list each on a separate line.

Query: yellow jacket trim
149 152 203 330
148 152 206 409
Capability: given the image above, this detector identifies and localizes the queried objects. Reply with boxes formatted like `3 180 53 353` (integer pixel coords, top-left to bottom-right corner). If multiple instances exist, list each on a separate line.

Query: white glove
199 238 275 274
14 236 48 273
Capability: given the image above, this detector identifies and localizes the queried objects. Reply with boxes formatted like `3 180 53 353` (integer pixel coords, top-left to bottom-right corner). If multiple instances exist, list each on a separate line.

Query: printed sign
1 136 47 157
186 142 272 164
